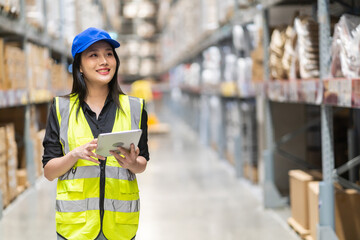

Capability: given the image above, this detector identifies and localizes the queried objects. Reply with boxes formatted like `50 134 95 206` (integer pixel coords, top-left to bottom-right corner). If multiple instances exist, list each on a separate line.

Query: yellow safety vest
54 94 144 240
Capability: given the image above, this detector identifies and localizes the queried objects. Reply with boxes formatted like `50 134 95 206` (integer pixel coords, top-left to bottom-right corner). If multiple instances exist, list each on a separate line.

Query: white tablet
96 129 142 157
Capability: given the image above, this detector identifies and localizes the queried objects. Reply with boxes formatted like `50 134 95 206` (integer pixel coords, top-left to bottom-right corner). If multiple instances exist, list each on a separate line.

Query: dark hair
69 44 124 117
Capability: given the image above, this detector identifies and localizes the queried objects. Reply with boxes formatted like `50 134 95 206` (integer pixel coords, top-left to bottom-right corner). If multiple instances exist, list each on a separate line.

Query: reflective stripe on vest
55 94 143 240
59 165 136 181
56 198 139 213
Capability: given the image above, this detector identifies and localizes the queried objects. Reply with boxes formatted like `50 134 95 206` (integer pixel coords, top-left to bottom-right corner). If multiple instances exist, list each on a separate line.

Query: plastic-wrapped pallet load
202 46 221 87
186 62 201 88
64 0 77 47
46 0 60 39
139 42 157 58
202 0 219 31
282 25 298 80
137 1 157 18
26 0 44 30
218 0 234 25
270 27 287 80
330 14 360 78
222 53 237 96
127 57 140 75
123 1 138 18
75 0 104 32
139 58 156 76
294 16 319 79
137 21 156 39
237 57 253 97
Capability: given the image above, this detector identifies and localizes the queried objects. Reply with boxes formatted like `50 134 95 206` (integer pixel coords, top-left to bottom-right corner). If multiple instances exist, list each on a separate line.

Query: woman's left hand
110 143 140 170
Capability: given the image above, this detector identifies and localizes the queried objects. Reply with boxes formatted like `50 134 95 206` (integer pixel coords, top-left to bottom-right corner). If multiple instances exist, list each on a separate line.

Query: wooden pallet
288 217 310 239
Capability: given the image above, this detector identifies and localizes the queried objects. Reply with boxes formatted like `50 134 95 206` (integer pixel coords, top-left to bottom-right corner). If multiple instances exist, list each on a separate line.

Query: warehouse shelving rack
0 0 69 218
0 0 119 218
163 0 360 239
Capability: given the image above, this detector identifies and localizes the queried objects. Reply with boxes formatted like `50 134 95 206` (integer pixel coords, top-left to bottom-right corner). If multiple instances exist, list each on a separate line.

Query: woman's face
80 40 117 87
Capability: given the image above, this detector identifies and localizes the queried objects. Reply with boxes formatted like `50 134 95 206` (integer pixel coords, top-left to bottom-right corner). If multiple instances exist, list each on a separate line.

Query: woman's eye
90 54 97 57
107 52 113 56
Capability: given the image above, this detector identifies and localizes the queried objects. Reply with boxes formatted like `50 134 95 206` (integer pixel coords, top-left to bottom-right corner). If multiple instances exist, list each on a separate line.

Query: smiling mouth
97 69 110 73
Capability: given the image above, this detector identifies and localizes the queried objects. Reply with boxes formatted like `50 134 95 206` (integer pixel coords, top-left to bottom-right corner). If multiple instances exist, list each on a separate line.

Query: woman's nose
99 55 108 65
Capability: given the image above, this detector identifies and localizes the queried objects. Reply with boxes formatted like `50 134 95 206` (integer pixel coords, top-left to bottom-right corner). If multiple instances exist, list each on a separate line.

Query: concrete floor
0 103 301 240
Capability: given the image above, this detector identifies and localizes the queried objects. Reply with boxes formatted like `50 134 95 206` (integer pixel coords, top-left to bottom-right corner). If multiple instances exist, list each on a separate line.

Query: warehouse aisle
0 101 300 240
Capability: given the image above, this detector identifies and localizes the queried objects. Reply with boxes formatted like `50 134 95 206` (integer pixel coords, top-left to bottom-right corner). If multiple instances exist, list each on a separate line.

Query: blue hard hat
71 27 120 58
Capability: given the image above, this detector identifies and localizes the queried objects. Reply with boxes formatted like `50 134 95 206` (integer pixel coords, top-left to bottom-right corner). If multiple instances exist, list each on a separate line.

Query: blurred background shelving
0 0 360 239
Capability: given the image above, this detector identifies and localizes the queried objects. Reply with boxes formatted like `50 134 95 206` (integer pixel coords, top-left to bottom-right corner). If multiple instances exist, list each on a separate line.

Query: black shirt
42 94 149 167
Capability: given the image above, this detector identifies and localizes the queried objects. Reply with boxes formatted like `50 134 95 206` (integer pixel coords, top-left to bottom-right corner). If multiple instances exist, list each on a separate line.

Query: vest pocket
57 178 84 194
115 211 139 225
56 211 86 224
118 179 139 194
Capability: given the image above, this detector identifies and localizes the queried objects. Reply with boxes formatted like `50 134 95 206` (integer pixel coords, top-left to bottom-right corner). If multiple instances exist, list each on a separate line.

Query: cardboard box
5 123 18 202
16 168 28 188
0 154 9 208
335 187 360 240
308 182 360 240
308 181 319 240
289 170 322 230
0 126 6 154
0 38 5 90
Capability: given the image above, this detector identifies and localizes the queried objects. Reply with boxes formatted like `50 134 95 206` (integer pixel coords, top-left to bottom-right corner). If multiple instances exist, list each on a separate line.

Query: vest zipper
99 158 106 235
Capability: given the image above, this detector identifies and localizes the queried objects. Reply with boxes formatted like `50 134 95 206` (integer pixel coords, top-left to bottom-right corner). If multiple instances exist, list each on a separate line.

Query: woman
42 27 149 240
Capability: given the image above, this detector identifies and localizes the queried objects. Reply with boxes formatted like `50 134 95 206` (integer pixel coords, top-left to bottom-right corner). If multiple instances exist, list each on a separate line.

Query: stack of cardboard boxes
0 124 19 208
0 39 26 90
31 128 45 178
289 169 360 240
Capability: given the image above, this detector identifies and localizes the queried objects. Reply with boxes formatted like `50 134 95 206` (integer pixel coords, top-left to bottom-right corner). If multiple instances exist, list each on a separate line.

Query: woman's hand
110 143 139 170
70 139 106 164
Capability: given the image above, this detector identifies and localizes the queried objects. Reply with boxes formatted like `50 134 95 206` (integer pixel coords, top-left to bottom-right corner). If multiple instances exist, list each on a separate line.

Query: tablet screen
96 129 142 157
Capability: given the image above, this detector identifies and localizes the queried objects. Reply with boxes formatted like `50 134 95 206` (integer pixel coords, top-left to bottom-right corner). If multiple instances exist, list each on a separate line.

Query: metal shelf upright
262 8 287 208
317 0 338 239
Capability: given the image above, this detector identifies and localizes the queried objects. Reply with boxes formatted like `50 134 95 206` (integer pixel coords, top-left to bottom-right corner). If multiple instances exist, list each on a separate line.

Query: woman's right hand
69 139 106 164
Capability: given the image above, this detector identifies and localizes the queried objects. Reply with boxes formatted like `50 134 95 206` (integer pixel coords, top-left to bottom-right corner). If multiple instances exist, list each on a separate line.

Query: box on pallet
308 181 360 240
288 169 322 235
